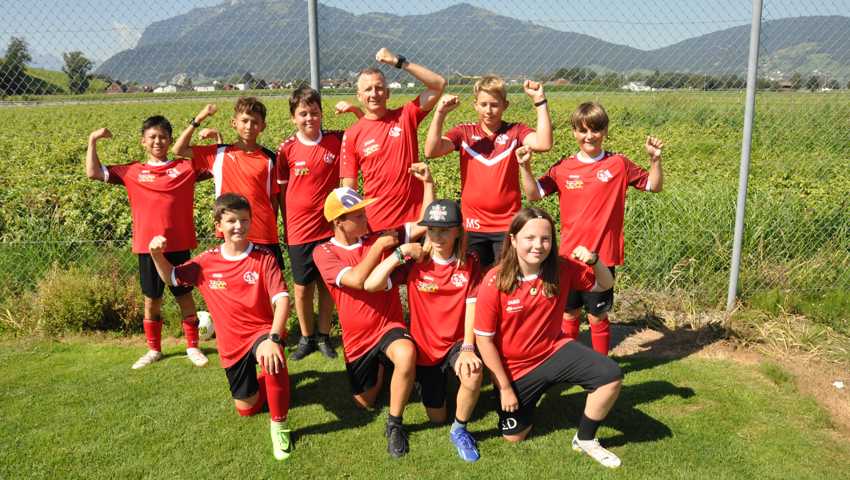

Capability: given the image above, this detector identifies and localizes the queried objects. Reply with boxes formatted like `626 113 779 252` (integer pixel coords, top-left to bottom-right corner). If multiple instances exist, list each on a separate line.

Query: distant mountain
95 0 850 84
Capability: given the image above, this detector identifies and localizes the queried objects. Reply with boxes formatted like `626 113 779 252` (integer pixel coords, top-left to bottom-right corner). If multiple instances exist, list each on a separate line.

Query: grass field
2 336 849 479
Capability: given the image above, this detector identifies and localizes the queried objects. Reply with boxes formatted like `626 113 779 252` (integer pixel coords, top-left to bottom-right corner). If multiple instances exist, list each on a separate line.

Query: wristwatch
269 333 284 345
394 55 407 69
189 119 201 128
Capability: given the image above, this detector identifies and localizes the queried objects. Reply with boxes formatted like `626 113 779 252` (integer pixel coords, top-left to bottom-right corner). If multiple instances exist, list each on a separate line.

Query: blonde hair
422 226 468 268
473 75 507 104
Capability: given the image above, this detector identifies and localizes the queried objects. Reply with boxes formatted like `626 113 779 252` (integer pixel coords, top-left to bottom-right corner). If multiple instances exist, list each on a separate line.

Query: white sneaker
131 350 163 370
571 434 621 468
186 348 209 367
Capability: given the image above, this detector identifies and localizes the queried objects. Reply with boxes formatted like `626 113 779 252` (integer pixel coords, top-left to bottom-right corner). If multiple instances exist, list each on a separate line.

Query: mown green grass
1 337 848 479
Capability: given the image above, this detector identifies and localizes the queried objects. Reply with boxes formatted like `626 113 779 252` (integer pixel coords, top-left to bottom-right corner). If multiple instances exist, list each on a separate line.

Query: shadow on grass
289 368 384 438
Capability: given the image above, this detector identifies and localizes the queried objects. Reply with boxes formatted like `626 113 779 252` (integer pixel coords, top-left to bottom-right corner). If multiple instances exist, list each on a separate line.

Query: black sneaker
316 335 338 359
385 423 409 458
289 336 316 361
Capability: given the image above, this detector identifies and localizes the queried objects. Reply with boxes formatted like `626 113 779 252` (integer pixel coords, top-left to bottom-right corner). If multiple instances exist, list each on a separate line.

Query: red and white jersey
473 259 596 381
340 97 429 231
173 243 288 368
537 151 650 266
192 144 280 244
313 230 409 362
444 122 534 233
104 159 201 254
276 131 342 245
403 252 482 366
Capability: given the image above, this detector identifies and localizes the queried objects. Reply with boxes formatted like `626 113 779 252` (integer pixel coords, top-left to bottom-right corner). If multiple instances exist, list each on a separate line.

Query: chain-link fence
0 1 847 331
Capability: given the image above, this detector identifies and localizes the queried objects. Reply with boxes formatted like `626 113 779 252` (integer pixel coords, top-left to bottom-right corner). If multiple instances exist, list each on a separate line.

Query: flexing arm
363 243 423 292
338 232 399 290
520 80 552 152
424 95 459 159
408 162 434 240
376 47 447 111
148 235 175 284
516 145 543 201
85 128 112 181
172 103 217 158
645 136 664 192
335 101 364 120
571 246 615 291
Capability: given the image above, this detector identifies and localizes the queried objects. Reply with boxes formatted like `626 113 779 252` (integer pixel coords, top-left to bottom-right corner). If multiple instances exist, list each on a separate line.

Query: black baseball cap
418 199 462 228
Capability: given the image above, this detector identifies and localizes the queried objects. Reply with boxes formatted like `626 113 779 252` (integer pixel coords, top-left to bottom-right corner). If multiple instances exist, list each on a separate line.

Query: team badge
243 271 259 285
428 205 448 222
530 286 538 296
495 134 509 145
597 169 614 182
388 126 402 138
323 152 336 164
450 273 468 287
166 167 180 178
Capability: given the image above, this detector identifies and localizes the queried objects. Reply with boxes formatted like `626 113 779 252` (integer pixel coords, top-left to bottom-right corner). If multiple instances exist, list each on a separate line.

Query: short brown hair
473 75 507 104
234 96 267 121
289 86 322 116
570 101 608 131
214 193 251 222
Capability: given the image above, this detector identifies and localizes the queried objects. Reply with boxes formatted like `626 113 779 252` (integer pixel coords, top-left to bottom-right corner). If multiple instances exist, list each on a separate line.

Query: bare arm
645 136 664 192
85 128 112 181
172 103 217 158
376 47 447 111
453 303 483 379
148 236 175 284
516 145 543 201
341 177 357 189
407 162 434 240
571 246 614 291
476 334 519 412
424 95 459 159
519 80 552 152
335 101 364 120
338 232 399 290
363 243 423 292
255 294 289 375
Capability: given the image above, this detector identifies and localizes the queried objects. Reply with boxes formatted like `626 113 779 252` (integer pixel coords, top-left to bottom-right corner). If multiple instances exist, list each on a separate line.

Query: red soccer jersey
172 243 288 368
340 97 429 231
537 151 650 266
105 159 200 254
313 231 409 362
192 144 280 244
444 122 534 233
473 259 596 381
276 131 342 245
404 252 482 366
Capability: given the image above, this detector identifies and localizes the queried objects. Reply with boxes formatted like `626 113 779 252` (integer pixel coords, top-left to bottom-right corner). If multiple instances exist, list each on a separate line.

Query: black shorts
345 328 414 395
138 251 193 299
224 334 271 399
467 231 506 268
287 238 329 285
497 340 622 436
566 267 616 316
255 242 285 271
416 341 466 409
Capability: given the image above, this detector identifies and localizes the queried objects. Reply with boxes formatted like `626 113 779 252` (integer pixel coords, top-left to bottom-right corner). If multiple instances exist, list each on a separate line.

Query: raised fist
515 145 533 166
334 100 355 115
375 47 397 66
89 128 112 142
148 235 168 254
408 162 432 183
645 136 664 160
436 95 460 114
198 128 222 143
523 80 545 102
198 104 218 121
570 245 598 265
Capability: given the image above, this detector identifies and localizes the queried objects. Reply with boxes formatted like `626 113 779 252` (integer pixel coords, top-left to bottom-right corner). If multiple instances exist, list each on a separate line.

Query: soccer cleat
385 423 410 458
131 350 163 370
289 336 316 361
571 434 621 468
450 428 480 462
186 347 209 367
270 421 293 461
316 336 338 359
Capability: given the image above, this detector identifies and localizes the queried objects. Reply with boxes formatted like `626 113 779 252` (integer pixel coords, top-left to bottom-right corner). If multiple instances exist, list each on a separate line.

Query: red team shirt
313 232 409 362
474 259 596 381
173 244 288 368
276 131 342 245
444 122 534 233
340 97 429 231
537 152 650 266
104 159 201 254
402 253 482 366
192 144 280 244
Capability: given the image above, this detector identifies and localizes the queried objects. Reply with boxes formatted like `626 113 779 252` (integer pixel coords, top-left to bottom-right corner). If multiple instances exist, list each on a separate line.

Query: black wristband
587 253 599 266
189 119 201 128
269 333 284 345
534 98 548 107
394 55 407 69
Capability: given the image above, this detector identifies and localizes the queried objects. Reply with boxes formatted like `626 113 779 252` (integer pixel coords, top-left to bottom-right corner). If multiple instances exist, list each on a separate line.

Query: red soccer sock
237 375 268 417
590 318 611 356
143 319 162 352
562 315 580 340
182 314 199 349
263 366 290 423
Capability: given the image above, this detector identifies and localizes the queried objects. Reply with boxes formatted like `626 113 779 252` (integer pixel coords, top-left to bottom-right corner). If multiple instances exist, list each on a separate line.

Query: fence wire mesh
0 1 847 330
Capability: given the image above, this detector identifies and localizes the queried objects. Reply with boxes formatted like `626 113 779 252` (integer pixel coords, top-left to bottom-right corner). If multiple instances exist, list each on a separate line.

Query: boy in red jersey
148 193 293 461
474 208 622 468
85 116 208 370
173 97 284 269
424 75 552 268
313 164 433 458
340 47 446 232
276 87 363 361
519 102 664 356
364 200 484 463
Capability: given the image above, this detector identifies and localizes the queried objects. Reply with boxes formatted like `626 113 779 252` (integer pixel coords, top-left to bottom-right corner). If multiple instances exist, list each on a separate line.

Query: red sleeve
405 95 429 126
313 242 348 287
173 257 204 287
105 163 132 185
473 270 501 336
537 160 561 197
563 258 596 292
276 143 289 185
444 125 463 151
624 156 650 190
340 129 358 179
516 122 535 144
191 144 219 171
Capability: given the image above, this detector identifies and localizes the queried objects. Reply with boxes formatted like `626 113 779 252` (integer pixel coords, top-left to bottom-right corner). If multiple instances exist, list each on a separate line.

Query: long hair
422 226 468 268
495 207 559 296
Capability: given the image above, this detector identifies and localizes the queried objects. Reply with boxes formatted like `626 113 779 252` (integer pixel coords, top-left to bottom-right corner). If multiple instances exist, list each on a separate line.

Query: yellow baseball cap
323 187 378 221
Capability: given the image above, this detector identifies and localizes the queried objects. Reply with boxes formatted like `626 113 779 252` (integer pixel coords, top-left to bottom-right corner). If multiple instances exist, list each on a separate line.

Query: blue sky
1 0 848 68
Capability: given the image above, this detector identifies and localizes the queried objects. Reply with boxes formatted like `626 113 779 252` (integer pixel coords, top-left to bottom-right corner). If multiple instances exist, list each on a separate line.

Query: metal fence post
727 0 764 312
308 0 320 91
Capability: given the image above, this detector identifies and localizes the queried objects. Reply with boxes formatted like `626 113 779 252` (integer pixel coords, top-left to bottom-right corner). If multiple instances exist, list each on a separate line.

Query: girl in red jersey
364 200 484 463
474 207 623 469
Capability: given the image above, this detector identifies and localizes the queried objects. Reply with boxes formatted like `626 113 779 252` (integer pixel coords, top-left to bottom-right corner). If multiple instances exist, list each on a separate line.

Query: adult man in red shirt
341 47 446 232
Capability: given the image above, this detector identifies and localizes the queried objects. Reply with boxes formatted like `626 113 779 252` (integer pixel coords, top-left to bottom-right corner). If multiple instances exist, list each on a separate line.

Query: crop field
0 90 847 334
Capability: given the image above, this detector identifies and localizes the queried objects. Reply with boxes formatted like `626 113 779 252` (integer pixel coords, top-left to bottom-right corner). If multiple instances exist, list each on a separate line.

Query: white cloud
112 21 142 51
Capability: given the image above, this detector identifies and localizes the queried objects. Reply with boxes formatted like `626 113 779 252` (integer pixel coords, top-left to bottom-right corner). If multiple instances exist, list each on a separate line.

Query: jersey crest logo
388 126 402 138
166 167 180 178
323 152 336 164
597 169 614 182
450 273 468 287
428 205 448 222
495 134 509 145
243 271 259 285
